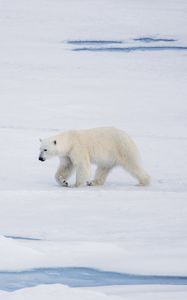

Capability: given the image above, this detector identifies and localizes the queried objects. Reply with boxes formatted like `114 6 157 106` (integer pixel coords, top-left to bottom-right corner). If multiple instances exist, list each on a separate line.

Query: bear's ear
39 138 42 143
53 140 57 145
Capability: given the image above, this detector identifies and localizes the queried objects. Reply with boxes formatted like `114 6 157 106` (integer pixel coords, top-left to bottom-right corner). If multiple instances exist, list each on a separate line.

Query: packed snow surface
0 0 187 299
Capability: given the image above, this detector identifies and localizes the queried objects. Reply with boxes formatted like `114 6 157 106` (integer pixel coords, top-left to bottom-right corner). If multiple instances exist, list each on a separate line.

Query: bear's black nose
39 156 45 161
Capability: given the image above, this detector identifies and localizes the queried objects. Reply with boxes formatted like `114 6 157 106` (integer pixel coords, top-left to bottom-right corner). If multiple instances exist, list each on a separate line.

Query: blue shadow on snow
0 267 187 292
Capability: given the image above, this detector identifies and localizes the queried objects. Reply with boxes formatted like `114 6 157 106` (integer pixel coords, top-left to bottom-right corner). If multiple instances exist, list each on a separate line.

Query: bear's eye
44 149 47 152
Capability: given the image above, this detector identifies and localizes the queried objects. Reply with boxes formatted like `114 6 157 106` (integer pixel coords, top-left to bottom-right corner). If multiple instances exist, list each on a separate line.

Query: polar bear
39 127 150 187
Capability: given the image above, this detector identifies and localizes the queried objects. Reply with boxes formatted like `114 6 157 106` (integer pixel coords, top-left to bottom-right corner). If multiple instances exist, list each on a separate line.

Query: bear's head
39 137 58 162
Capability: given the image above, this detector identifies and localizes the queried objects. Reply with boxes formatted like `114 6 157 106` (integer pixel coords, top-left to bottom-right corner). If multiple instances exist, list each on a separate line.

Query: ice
1 267 187 292
0 0 187 299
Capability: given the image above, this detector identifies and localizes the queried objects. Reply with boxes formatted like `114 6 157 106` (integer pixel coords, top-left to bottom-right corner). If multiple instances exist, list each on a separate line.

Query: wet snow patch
134 37 177 42
4 235 41 241
67 36 187 53
1 267 187 292
67 40 123 45
72 46 187 52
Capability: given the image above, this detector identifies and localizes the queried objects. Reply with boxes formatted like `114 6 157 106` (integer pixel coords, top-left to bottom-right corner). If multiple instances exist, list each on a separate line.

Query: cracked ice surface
0 0 187 299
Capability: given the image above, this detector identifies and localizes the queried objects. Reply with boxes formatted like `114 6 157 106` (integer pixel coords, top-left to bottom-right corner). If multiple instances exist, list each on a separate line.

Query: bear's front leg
86 166 111 186
57 176 69 187
55 172 69 186
55 157 74 187
74 162 91 187
92 166 112 186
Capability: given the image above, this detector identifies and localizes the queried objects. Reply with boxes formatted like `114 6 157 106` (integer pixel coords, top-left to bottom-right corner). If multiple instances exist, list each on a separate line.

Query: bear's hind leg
55 157 74 186
130 167 150 186
121 160 150 186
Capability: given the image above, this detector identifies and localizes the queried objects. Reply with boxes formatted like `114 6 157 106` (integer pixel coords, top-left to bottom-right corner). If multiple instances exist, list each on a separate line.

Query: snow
0 192 187 276
87 285 187 300
0 285 123 300
0 0 187 299
1 285 187 300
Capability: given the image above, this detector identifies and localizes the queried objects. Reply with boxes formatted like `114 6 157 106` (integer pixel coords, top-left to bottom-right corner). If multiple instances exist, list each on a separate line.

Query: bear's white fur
39 127 150 187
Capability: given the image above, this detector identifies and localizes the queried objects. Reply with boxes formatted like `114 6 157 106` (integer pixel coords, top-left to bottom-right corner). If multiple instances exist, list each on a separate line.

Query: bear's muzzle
39 156 45 162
